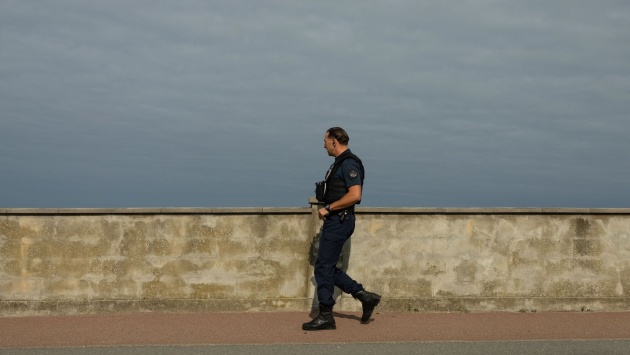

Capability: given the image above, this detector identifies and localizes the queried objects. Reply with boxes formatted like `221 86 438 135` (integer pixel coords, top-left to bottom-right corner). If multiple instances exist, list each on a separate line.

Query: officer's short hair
327 127 349 145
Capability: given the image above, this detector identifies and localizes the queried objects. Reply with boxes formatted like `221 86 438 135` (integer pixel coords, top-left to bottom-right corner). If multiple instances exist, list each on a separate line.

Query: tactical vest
323 150 365 204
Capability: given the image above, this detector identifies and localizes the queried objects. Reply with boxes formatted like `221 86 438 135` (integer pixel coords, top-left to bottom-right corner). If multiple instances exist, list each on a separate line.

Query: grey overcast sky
1 0 629 208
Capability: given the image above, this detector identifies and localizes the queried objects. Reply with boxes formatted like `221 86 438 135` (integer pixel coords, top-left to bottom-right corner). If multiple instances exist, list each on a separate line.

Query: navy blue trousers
315 213 363 307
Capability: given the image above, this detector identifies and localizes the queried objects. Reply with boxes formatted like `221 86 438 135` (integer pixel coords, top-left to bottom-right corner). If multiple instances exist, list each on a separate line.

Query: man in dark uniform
302 127 381 331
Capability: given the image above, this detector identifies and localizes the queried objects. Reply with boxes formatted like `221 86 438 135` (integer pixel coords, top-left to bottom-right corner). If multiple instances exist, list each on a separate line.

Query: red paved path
1 311 630 348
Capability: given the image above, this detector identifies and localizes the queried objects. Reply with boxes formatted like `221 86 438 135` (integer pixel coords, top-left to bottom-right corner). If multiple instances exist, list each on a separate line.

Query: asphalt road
3 341 630 355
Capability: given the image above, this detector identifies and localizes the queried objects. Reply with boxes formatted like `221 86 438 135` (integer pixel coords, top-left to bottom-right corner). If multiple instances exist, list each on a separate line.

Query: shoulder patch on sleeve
349 169 358 178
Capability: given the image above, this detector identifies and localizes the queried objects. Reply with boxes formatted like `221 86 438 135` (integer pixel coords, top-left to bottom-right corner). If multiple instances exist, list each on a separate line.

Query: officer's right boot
302 304 336 331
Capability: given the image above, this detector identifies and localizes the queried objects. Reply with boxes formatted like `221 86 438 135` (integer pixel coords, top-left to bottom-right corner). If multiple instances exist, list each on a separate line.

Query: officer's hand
318 207 330 220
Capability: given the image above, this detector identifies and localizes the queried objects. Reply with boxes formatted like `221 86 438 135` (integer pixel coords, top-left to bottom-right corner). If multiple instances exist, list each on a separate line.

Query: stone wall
1 205 630 316
347 209 630 313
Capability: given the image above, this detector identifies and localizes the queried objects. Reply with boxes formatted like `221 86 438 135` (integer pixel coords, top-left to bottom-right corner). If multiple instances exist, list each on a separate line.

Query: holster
315 181 326 202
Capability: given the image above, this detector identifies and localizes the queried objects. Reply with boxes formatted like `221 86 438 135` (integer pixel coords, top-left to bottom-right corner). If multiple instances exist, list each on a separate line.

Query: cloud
1 0 629 207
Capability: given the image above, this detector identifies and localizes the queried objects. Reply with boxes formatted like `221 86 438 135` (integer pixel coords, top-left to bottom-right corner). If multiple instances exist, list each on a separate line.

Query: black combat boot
353 289 381 323
302 304 336 331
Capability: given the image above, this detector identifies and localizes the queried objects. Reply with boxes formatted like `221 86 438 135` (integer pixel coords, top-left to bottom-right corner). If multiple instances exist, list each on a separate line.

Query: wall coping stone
0 207 311 215
2 207 630 215
357 207 630 215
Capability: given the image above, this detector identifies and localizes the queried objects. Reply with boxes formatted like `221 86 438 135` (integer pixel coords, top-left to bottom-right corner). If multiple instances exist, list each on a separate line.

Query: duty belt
329 208 354 221
328 207 354 215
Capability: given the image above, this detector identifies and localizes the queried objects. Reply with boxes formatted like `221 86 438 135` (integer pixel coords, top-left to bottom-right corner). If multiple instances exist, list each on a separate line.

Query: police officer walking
303 127 381 331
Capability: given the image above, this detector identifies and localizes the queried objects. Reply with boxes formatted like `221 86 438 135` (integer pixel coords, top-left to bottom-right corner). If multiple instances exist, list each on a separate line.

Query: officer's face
324 133 335 156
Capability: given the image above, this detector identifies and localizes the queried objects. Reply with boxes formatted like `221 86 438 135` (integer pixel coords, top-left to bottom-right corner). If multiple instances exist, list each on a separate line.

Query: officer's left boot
353 289 381 323
302 304 336 331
